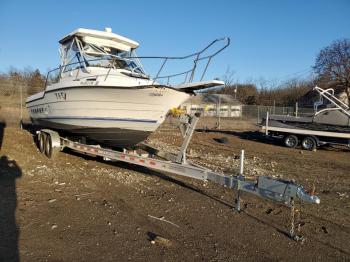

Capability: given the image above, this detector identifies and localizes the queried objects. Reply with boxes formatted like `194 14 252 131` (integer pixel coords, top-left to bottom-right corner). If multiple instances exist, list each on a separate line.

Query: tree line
212 38 350 106
0 68 45 97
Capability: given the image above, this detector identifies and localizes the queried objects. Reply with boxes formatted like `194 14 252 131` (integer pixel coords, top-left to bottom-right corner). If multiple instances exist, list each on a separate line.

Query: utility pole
217 95 221 129
234 84 237 99
20 84 23 129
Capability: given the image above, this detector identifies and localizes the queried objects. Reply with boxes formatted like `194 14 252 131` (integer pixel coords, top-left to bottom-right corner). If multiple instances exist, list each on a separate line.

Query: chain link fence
169 104 315 130
0 83 29 126
241 105 314 124
182 103 314 120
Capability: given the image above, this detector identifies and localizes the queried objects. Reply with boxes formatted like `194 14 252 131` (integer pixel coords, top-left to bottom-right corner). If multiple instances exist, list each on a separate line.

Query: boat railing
313 86 350 117
44 37 230 87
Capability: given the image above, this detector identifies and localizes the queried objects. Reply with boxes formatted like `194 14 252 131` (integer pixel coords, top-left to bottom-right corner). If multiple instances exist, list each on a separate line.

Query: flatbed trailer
34 114 319 240
261 112 350 150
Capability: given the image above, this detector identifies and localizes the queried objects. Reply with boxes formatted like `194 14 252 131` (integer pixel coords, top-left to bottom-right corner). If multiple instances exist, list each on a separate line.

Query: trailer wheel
284 135 298 148
38 132 46 153
44 134 57 158
301 136 317 151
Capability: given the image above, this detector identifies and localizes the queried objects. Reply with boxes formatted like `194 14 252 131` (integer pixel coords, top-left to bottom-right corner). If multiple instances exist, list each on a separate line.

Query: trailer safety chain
290 199 305 242
297 199 302 233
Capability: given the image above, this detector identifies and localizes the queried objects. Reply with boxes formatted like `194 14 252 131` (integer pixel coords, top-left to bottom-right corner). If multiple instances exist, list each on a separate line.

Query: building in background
181 94 242 117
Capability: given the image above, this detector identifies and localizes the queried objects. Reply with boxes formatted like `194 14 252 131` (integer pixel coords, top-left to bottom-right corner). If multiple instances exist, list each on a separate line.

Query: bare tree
0 68 45 98
313 39 350 105
27 69 45 95
222 67 235 87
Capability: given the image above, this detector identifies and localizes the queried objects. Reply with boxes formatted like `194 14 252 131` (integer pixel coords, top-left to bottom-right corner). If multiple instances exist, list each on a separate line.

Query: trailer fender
40 129 61 149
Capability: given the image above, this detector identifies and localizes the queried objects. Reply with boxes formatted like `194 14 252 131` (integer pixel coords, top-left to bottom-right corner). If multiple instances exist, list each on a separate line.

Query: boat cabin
58 28 145 75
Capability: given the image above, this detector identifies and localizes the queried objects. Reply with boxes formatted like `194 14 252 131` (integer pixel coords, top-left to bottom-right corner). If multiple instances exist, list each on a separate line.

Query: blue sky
0 0 349 84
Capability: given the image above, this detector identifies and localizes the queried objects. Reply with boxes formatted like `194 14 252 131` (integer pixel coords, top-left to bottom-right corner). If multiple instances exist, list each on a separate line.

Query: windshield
80 40 145 74
60 38 145 74
113 59 143 73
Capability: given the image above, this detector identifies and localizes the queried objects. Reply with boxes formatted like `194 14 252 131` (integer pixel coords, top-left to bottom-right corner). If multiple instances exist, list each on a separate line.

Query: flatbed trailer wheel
44 133 57 158
301 136 317 151
284 135 298 148
38 132 46 153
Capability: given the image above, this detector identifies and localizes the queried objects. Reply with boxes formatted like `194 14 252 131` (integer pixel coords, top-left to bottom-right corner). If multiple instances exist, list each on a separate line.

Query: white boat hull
26 85 189 147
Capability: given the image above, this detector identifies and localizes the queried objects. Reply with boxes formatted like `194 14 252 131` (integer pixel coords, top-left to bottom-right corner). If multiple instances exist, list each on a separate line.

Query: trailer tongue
35 114 320 241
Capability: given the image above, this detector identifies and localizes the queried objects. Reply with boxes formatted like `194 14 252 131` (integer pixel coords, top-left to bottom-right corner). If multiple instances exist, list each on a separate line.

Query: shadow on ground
21 121 39 135
197 129 350 152
196 129 280 145
0 122 5 149
0 122 22 262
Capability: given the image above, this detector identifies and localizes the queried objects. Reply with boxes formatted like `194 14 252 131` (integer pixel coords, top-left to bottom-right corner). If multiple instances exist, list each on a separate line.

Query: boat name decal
55 92 67 100
80 80 99 86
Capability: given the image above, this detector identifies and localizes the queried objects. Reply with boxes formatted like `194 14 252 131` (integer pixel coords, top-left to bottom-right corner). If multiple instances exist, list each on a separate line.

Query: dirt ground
0 121 349 261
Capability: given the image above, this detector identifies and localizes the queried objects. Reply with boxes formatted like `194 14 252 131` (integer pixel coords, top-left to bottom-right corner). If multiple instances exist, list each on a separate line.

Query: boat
261 86 350 133
26 28 229 148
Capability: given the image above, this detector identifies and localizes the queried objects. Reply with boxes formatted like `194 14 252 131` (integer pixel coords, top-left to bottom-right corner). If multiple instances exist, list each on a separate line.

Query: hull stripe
34 116 157 123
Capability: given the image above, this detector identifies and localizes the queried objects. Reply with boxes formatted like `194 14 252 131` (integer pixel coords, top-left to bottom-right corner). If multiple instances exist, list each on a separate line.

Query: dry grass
0 95 29 126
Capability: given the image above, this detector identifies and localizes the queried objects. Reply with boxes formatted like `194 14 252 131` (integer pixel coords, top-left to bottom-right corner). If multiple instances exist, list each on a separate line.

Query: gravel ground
0 124 349 261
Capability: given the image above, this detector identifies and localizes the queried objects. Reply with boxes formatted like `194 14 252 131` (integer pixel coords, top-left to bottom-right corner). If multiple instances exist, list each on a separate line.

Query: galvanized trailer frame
35 114 320 240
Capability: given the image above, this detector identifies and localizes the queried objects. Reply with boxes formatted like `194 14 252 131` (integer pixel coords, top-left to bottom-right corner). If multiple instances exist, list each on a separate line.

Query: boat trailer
35 114 320 241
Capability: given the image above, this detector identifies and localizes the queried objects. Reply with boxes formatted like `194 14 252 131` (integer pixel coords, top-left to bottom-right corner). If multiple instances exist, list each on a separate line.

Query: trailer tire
38 132 46 153
44 134 57 158
301 136 317 151
284 135 298 148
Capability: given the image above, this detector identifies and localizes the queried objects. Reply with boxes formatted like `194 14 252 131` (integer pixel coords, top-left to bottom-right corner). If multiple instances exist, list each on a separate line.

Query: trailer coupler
225 169 319 241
